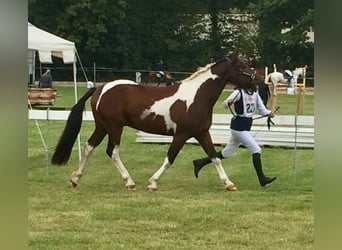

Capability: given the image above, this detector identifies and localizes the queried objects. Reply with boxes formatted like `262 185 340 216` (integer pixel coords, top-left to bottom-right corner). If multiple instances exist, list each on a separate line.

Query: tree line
29 0 314 82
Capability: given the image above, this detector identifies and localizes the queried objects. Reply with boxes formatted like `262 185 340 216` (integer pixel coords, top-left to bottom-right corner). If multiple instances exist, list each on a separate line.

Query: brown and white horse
51 52 263 191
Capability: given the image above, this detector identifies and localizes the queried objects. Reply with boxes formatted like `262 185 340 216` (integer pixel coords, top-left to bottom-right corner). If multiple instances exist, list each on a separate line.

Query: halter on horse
51 52 263 191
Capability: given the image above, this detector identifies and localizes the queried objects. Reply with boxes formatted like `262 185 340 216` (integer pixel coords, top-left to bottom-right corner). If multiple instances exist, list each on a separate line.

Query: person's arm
222 90 240 109
256 93 273 116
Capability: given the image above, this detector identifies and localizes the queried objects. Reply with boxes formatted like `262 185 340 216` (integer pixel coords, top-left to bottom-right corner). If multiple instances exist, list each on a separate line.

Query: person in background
283 69 293 88
154 59 166 79
38 69 53 88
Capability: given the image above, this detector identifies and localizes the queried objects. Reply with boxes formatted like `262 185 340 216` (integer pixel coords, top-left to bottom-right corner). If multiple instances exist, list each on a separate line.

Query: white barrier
136 114 314 148
28 109 94 121
28 110 314 148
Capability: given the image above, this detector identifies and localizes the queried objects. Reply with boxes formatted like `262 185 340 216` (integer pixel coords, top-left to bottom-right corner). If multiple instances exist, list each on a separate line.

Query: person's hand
222 100 229 109
268 111 275 118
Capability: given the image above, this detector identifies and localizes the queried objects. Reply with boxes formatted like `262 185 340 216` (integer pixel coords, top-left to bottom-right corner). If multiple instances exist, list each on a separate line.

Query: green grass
28 86 314 249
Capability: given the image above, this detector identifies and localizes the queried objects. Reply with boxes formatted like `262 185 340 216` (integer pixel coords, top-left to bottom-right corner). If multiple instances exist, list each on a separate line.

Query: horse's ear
228 51 239 64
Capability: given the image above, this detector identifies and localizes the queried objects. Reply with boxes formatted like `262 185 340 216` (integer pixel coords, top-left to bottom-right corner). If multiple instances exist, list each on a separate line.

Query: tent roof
28 22 76 63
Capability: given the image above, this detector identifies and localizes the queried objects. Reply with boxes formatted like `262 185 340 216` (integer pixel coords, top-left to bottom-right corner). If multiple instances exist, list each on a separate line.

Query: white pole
303 66 307 88
264 66 268 83
73 60 81 162
32 51 36 85
93 61 96 85
292 112 298 182
136 72 141 83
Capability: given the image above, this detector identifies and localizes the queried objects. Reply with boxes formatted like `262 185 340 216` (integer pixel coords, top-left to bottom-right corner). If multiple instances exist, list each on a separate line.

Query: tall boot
252 153 277 186
193 151 224 178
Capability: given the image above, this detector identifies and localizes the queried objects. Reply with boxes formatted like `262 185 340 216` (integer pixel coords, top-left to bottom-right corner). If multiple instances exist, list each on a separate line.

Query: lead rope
228 103 236 117
227 89 242 117
252 106 280 139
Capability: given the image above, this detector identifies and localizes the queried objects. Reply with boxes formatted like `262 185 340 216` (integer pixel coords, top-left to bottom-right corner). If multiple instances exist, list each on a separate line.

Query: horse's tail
51 87 96 165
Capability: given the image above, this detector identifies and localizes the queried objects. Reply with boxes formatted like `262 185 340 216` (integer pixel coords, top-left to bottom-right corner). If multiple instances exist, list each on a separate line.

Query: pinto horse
51 52 263 191
141 70 176 86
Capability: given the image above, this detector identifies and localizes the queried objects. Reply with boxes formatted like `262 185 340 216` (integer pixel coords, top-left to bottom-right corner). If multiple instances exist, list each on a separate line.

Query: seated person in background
154 59 166 79
38 69 53 88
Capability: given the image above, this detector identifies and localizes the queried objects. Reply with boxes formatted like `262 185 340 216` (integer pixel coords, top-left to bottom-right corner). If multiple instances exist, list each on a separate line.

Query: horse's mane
181 62 215 83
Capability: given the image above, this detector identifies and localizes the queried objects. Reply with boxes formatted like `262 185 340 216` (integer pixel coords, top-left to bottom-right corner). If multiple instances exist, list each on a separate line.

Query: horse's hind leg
107 127 136 190
70 124 107 187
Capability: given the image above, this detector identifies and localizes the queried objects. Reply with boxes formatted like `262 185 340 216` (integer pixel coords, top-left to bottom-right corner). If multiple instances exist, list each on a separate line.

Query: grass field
28 86 314 249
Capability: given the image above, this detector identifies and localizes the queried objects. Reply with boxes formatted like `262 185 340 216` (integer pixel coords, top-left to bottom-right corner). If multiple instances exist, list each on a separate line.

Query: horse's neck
293 68 303 76
200 77 226 105
181 62 231 104
181 70 226 105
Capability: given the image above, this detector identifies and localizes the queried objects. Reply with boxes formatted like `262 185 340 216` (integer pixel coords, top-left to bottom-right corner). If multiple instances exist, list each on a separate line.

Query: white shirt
224 89 271 117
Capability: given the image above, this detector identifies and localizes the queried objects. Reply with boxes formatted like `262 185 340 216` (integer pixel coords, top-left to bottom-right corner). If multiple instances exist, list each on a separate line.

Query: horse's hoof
69 180 78 188
147 186 157 192
126 184 136 190
225 184 237 191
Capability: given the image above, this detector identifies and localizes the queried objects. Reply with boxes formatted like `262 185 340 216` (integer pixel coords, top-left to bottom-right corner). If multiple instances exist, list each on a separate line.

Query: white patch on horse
141 70 218 132
96 79 137 110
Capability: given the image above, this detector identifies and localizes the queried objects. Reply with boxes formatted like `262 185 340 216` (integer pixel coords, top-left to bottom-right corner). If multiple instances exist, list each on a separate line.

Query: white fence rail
136 114 314 148
28 110 314 148
28 109 94 121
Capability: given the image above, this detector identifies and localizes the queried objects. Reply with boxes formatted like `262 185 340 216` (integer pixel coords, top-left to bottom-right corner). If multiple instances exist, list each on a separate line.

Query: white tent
27 22 78 102
28 22 75 64
28 22 81 161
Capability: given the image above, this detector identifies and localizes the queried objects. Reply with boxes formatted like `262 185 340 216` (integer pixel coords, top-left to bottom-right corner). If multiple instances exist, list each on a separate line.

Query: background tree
249 0 314 71
28 0 314 82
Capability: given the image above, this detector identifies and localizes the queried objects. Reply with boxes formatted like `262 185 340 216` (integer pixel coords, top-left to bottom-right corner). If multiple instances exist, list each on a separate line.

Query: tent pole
93 61 96 85
32 51 36 85
73 60 81 162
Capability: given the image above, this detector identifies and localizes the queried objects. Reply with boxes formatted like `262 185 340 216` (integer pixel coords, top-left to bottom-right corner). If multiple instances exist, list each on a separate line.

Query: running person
193 85 277 187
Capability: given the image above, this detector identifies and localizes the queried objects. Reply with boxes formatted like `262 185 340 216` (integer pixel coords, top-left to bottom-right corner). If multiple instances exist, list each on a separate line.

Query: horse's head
212 52 264 92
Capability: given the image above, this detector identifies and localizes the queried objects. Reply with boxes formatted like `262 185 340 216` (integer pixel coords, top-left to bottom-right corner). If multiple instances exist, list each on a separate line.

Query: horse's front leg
196 130 236 191
148 134 188 191
147 157 170 191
